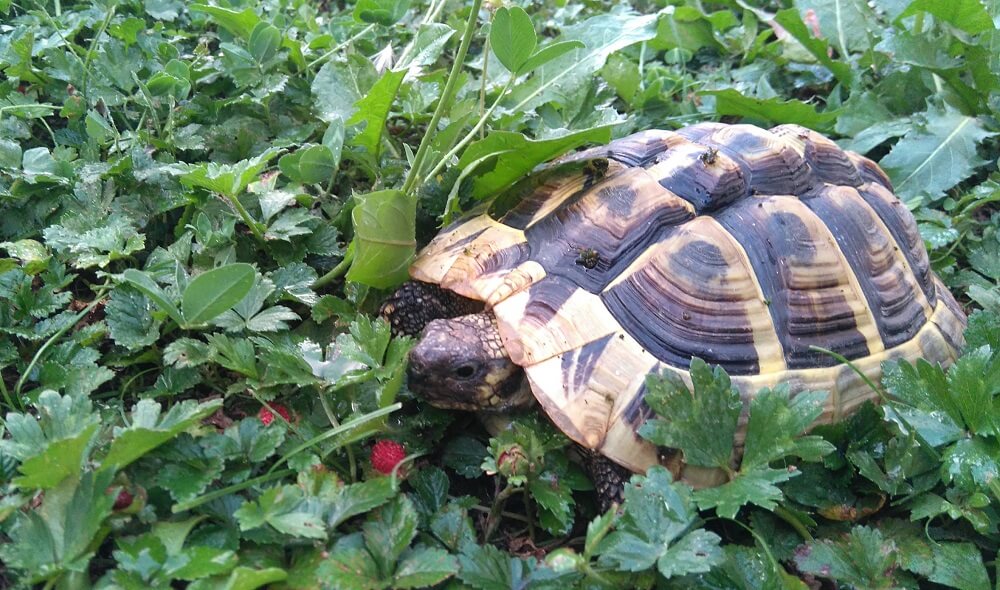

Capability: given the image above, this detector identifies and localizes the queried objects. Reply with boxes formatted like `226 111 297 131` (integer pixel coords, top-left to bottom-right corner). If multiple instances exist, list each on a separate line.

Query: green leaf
459 127 613 200
598 467 722 576
235 485 327 539
773 8 854 86
181 263 256 326
177 148 281 198
520 41 585 75
348 68 406 159
13 424 99 489
693 468 795 518
703 89 839 132
900 0 993 35
248 22 282 63
941 437 1000 494
279 145 337 185
353 0 411 26
794 526 898 590
326 477 397 529
639 359 741 470
490 7 537 74
393 546 459 588
319 534 383 590
508 9 659 112
794 0 877 53
101 398 223 472
0 470 115 582
312 57 377 124
741 387 833 469
879 104 994 205
193 566 287 590
347 190 416 288
106 286 161 350
362 494 419 575
442 436 489 478
189 5 260 40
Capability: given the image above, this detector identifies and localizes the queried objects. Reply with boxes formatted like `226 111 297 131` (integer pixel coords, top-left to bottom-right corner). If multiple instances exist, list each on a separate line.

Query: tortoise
381 122 967 504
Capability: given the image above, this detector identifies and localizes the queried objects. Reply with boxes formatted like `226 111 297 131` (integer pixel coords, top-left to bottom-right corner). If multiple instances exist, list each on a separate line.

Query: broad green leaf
398 23 456 70
651 5 721 55
900 0 993 35
773 8 854 86
181 263 256 326
794 526 898 590
879 105 993 205
693 468 796 518
13 424 99 489
312 56 378 124
279 145 337 184
348 68 406 159
177 148 281 198
941 437 1000 494
347 190 416 288
639 359 741 469
704 89 839 132
490 7 537 73
318 534 383 590
508 9 659 112
235 485 326 539
353 0 411 25
794 0 877 53
459 126 613 199
326 477 397 529
741 387 832 469
598 467 723 576
106 286 161 350
517 40 586 75
189 5 261 40
362 495 419 574
393 546 459 588
249 22 281 63
101 399 223 472
0 470 115 582
194 566 287 590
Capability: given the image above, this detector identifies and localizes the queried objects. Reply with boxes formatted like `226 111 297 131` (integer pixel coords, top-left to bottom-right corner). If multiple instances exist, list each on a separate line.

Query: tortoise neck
380 280 483 337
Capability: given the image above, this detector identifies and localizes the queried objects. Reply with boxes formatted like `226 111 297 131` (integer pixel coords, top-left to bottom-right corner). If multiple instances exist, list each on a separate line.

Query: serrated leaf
773 8 853 85
363 494 419 574
106 286 161 350
279 145 337 185
348 68 405 159
101 399 223 472
794 526 898 589
742 387 833 469
459 126 613 200
182 263 256 326
693 468 795 519
248 22 281 63
880 105 994 205
393 546 459 588
704 89 839 132
319 533 383 590
900 0 993 35
639 359 741 469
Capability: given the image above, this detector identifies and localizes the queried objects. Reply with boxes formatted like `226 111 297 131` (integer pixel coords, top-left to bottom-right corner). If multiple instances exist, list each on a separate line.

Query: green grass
1 0 999 588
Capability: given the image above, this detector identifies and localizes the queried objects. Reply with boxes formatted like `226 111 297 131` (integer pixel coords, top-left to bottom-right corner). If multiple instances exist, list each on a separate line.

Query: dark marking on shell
714 198 871 369
600 239 761 374
522 276 579 326
802 188 927 348
561 334 613 394
854 186 936 307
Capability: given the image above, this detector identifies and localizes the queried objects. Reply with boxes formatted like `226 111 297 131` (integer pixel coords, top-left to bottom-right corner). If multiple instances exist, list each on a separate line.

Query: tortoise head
407 312 533 412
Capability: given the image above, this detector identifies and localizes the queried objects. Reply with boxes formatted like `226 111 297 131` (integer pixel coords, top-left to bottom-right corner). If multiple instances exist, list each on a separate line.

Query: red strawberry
258 403 292 426
371 440 407 475
112 488 133 510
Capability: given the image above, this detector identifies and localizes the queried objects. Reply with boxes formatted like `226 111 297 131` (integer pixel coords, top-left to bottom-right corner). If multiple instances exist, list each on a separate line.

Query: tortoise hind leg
580 447 631 513
380 281 483 337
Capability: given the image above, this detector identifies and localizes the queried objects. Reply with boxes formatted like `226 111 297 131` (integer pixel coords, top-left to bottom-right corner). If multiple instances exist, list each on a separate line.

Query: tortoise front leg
579 447 631 513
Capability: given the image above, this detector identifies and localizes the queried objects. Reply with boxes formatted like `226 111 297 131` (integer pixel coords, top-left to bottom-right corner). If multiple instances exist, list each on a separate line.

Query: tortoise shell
412 123 967 480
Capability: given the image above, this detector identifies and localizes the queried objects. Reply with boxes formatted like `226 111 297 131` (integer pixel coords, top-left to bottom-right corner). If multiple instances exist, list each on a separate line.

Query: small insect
583 158 610 180
699 147 719 165
576 247 600 269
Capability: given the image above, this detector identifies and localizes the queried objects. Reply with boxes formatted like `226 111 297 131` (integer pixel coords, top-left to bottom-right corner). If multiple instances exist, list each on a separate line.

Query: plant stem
401 0 484 196
307 23 376 70
15 286 109 400
172 469 295 513
313 244 356 289
483 484 516 542
774 505 813 542
223 193 265 242
424 75 515 183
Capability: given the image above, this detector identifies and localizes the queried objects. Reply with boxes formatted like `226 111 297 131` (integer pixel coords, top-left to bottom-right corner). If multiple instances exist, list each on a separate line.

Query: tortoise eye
454 364 477 379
